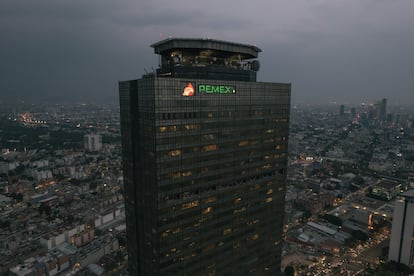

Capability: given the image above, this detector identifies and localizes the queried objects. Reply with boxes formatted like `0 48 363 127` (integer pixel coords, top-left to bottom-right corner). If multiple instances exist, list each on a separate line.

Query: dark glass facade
119 39 291 275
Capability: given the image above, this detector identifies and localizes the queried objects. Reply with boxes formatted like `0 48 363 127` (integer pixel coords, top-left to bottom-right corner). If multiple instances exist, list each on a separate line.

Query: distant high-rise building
380 98 387 121
388 190 414 266
339 105 345 116
119 38 291 275
84 134 102 152
350 107 356 118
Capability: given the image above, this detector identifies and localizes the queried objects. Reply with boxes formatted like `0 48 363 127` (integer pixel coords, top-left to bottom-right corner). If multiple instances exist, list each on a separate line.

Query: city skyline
2 100 414 274
1 0 414 104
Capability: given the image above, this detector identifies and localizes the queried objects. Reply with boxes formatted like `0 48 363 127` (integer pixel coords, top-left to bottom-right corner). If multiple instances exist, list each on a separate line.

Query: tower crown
150 38 261 81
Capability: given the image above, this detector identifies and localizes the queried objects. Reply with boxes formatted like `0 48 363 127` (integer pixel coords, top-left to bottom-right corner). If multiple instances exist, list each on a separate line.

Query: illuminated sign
182 83 195 96
198 84 236 94
182 82 236 96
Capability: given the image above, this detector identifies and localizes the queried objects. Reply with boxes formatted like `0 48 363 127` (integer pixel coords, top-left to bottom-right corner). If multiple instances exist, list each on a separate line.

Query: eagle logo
182 83 195 96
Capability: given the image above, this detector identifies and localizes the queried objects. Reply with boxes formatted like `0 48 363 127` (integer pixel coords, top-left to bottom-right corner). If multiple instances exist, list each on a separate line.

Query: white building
84 134 102 152
388 189 414 266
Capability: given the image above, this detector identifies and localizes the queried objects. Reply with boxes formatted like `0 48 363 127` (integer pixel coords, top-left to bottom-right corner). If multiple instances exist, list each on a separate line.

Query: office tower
339 105 345 116
350 107 356 118
388 190 414 266
84 134 102 152
380 98 387 121
119 38 291 275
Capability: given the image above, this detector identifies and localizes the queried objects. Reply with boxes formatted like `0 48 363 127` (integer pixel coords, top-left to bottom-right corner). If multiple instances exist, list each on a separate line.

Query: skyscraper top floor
149 38 262 81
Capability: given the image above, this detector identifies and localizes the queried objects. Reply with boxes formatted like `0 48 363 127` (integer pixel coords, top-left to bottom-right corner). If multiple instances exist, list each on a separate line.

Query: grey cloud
0 0 414 104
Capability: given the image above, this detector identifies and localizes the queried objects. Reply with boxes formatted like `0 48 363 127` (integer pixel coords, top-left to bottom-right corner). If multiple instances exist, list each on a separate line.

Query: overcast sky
1 0 413 105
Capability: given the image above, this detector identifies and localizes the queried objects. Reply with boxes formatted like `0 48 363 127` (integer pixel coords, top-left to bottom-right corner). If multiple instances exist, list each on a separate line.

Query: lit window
203 134 215 140
182 171 192 177
169 149 181 157
265 197 273 203
202 144 217 152
223 228 232 235
183 124 199 130
234 197 242 203
183 200 199 210
202 207 212 214
247 219 259 225
172 172 181 179
234 207 246 214
238 141 249 147
262 164 271 169
203 196 216 203
251 234 259 240
159 126 167 132
266 189 273 195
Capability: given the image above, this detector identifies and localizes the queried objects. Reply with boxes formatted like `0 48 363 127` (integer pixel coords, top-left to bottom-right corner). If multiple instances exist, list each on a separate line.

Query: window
238 141 249 147
159 127 167 132
202 144 217 152
169 149 181 157
183 200 199 210
223 228 232 235
202 207 212 214
182 171 192 177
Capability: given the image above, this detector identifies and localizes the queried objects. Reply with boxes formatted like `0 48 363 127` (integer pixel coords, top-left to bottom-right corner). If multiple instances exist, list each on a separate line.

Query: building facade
119 38 291 275
388 189 414 266
84 134 102 152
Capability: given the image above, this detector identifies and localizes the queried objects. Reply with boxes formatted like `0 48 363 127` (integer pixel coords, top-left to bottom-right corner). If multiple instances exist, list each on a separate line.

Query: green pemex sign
198 84 236 94
182 83 236 97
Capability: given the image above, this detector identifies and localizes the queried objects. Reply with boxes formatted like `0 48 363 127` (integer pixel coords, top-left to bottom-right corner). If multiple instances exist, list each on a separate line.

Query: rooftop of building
151 38 261 59
148 38 262 81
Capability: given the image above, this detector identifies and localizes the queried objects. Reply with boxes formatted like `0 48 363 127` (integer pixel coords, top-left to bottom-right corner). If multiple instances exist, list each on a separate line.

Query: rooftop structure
150 38 261 81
